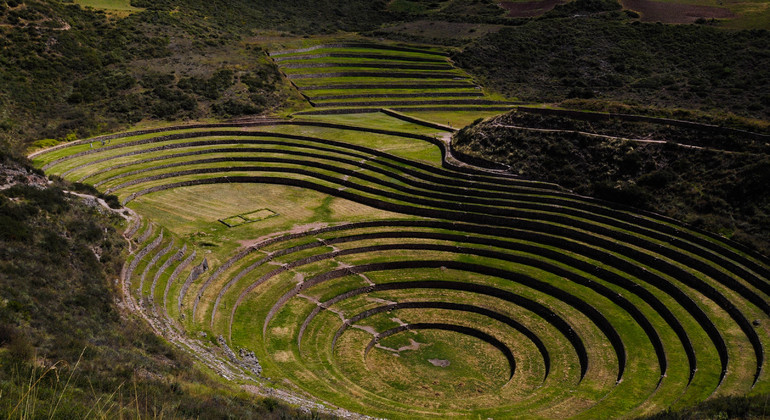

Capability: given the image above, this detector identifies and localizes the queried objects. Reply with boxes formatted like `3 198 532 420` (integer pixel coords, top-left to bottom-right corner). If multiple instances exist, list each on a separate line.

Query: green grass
277 56 451 66
74 0 143 12
302 87 482 97
272 47 446 60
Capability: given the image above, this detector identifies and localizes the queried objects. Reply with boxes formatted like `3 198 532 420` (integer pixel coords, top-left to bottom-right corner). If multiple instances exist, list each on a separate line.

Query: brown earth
498 0 567 17
621 0 735 23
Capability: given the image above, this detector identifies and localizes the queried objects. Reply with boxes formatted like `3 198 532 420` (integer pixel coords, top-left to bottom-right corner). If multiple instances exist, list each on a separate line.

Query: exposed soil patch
499 0 566 17
429 358 451 367
621 0 735 23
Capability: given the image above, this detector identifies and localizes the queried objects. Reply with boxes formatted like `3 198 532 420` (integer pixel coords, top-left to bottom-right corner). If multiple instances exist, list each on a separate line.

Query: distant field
499 0 769 28
74 0 142 13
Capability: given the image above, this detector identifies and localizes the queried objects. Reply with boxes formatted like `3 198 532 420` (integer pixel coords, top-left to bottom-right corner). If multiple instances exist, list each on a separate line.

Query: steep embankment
452 108 770 255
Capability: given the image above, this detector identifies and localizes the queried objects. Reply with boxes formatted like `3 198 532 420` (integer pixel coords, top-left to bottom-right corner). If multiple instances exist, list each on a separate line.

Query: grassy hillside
30 109 770 418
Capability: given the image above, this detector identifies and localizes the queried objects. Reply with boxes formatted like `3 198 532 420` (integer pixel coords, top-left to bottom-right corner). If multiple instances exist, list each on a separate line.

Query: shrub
212 99 260 117
102 194 121 209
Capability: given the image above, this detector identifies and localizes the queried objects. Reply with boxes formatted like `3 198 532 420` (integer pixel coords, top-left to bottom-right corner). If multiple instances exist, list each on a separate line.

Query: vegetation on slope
451 0 770 120
640 393 770 419
453 109 770 255
0 152 327 419
0 0 305 151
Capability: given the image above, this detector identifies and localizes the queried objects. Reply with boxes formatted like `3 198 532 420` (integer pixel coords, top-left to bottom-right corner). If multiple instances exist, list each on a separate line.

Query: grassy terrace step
292 106 519 115
310 99 515 108
280 62 455 71
269 43 449 57
297 82 477 90
283 66 464 76
287 71 470 80
272 52 449 63
305 91 484 100
32 106 769 418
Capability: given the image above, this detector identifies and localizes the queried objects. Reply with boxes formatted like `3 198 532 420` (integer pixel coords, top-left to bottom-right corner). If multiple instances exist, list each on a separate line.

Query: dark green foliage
0 0 290 146
639 393 770 419
543 0 622 18
212 99 260 117
453 14 770 119
177 69 233 100
453 110 770 254
133 0 396 34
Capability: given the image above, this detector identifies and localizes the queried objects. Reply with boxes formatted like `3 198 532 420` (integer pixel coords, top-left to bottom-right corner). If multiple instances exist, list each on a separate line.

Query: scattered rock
239 348 262 376
0 162 48 191
429 358 450 367
217 335 239 364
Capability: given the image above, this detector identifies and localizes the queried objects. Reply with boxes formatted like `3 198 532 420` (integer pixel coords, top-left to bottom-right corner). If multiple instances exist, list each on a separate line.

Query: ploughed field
30 42 770 419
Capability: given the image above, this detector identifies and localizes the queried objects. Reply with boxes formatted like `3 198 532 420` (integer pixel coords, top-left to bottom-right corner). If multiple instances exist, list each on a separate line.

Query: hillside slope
453 109 770 255
451 3 770 120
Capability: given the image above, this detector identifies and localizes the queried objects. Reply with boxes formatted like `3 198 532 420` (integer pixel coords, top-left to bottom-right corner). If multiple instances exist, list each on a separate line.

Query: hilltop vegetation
451 3 770 120
3 0 770 151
